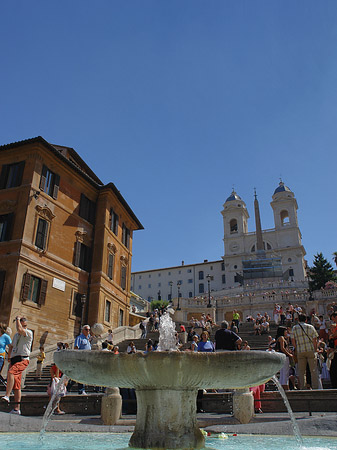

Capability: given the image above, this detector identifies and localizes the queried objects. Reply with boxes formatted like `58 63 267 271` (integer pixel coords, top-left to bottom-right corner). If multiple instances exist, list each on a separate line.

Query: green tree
151 300 169 311
333 251 337 268
309 252 337 291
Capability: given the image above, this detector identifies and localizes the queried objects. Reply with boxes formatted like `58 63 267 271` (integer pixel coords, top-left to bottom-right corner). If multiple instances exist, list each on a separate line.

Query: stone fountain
55 349 284 449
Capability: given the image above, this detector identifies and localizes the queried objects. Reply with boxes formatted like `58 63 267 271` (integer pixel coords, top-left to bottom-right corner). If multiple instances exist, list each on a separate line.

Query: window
121 265 127 290
122 224 130 249
199 283 204 294
168 272 171 276
74 242 91 272
222 274 226 284
35 218 48 250
119 309 124 326
107 253 114 280
230 219 238 233
110 208 119 235
105 300 111 322
149 274 151 278
210 266 213 270
139 275 142 279
187 269 192 273
158 273 161 277
0 213 14 242
39 165 60 199
280 210 290 226
188 279 193 283
289 268 294 277
234 275 240 283
21 273 47 305
221 262 225 271
0 161 25 189
178 280 183 285
79 194 95 224
148 284 151 288
158 283 161 287
198 271 204 280
234 265 237 269
138 285 142 289
0 271 6 308
189 292 193 298
72 292 83 317
178 270 181 274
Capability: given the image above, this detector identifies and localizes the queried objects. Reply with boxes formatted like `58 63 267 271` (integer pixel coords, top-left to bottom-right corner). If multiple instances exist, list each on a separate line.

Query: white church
131 182 307 303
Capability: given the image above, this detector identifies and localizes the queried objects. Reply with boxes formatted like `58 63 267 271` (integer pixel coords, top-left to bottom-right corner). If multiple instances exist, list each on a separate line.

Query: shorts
8 359 29 390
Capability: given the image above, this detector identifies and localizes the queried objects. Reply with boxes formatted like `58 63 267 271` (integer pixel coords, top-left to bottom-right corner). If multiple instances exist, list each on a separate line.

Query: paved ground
0 411 336 437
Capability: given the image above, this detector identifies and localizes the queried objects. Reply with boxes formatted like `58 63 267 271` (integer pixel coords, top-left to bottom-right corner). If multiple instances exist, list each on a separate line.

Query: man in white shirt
1 316 33 414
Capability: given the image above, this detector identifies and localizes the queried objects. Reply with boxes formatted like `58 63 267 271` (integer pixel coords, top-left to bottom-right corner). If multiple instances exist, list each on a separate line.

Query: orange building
0 136 143 349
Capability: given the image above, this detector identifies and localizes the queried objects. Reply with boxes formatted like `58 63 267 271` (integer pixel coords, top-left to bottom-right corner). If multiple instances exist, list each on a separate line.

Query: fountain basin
54 350 284 389
54 350 285 449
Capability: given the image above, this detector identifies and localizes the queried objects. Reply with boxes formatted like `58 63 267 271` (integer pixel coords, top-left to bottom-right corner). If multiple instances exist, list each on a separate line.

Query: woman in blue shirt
0 323 12 386
197 331 214 352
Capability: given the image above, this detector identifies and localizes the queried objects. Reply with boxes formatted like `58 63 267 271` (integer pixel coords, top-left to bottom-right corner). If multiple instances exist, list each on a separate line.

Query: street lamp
206 275 213 308
177 281 181 310
169 281 173 301
80 294 87 329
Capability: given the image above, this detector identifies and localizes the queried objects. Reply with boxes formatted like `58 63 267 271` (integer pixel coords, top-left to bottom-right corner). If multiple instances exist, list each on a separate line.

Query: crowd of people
1 301 337 417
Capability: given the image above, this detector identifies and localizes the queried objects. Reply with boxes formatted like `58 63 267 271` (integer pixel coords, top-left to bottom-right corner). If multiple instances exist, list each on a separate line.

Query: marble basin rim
54 350 285 390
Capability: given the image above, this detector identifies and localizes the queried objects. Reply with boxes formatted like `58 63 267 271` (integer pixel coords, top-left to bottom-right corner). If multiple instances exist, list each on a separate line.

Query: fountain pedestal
101 387 122 425
130 388 204 449
233 388 254 424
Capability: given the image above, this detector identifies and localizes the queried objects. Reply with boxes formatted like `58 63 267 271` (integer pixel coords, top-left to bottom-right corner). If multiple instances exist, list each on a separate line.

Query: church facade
131 182 307 302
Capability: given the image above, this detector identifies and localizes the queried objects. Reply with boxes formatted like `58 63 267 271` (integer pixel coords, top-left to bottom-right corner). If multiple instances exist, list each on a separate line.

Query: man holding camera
1 316 33 414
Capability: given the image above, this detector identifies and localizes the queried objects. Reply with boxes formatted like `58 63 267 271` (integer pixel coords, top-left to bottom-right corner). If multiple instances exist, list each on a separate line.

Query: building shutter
5 213 14 241
15 161 25 187
89 200 96 225
39 165 47 192
0 270 6 307
21 273 31 301
121 265 127 290
39 279 48 305
74 241 81 267
35 218 48 249
0 165 9 190
108 253 114 279
52 174 60 200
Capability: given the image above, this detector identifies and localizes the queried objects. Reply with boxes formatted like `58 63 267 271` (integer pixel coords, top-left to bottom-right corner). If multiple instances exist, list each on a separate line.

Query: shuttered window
0 161 25 189
0 213 14 242
39 165 60 199
21 273 47 305
74 242 91 272
79 194 96 224
120 265 127 290
35 218 48 250
110 208 119 235
107 253 114 280
122 224 130 249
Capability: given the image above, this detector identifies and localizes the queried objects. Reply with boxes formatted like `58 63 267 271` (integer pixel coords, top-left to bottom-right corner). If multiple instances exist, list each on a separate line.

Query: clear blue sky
1 1 336 272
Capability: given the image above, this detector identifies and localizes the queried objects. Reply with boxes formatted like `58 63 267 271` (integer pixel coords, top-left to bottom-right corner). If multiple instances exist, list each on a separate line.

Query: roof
274 181 292 195
0 136 143 230
225 190 242 202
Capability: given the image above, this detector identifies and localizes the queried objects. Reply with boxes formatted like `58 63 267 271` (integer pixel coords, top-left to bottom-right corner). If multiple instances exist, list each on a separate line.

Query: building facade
131 182 307 303
0 136 143 349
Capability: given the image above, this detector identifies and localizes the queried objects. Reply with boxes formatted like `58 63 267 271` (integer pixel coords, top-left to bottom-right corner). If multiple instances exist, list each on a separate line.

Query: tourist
107 329 114 345
232 310 240 331
275 326 293 390
190 335 199 352
241 340 250 351
1 316 33 414
273 304 280 325
127 342 137 354
267 335 276 350
291 314 319 390
113 346 119 354
260 318 270 334
67 325 91 395
318 315 328 341
197 331 214 352
36 346 46 380
0 323 11 387
214 321 242 351
140 319 147 339
327 313 337 388
47 363 66 414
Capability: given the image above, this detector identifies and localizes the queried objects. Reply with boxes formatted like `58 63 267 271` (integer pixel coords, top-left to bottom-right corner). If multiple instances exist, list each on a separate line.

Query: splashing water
40 374 69 439
157 311 178 351
272 375 303 446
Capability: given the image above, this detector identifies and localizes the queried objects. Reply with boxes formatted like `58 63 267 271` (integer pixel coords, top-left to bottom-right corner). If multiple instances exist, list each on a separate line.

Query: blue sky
1 1 337 272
